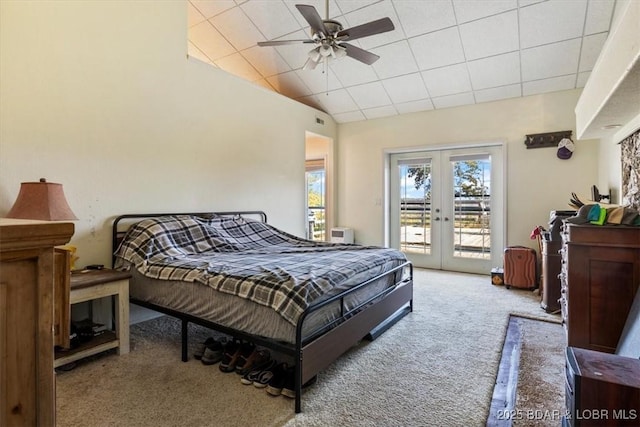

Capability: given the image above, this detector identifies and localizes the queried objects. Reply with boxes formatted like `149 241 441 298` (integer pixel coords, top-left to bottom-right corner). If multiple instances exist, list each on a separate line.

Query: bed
112 211 413 412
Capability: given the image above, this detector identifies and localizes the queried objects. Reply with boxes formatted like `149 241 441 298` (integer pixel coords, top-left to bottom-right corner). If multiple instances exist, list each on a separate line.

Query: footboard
293 262 413 412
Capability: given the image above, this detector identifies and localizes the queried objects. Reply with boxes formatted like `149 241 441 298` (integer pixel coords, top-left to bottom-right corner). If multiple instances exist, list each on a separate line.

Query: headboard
111 211 267 268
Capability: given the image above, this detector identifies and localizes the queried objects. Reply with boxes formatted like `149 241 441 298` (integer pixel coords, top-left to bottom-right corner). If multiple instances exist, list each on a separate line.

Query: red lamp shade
6 178 77 220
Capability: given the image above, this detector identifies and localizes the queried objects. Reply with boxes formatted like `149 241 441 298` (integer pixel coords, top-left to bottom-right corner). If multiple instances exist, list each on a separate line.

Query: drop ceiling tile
371 40 418 79
283 0 343 25
467 51 520 90
452 0 517 24
295 94 324 111
519 0 587 48
584 0 615 34
459 11 519 61
579 32 608 72
521 39 581 81
266 70 313 98
253 78 276 92
522 75 576 96
343 1 403 50
335 0 383 15
295 68 343 94
332 110 366 123
329 57 379 87
312 89 359 114
191 0 237 19
421 63 471 97
395 99 434 114
189 21 236 61
474 84 521 103
242 45 292 77
409 27 465 71
273 30 313 69
210 6 264 51
240 1 300 41
363 105 397 119
518 0 545 6
215 53 262 82
188 2 207 28
347 81 392 109
187 42 213 64
394 0 456 38
432 92 475 109
576 71 591 88
381 73 429 103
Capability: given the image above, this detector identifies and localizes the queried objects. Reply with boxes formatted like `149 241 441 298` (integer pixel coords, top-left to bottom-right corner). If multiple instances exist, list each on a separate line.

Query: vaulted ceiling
187 0 616 123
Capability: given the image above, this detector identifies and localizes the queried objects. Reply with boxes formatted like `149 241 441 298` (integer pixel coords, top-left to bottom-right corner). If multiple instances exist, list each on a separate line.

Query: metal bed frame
112 211 413 413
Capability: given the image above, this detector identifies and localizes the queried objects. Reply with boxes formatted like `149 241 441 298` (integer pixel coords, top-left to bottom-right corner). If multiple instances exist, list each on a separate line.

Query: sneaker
219 340 255 373
194 337 215 360
201 337 226 365
266 362 291 396
236 348 271 376
241 359 276 385
218 339 240 372
281 372 317 399
252 361 279 388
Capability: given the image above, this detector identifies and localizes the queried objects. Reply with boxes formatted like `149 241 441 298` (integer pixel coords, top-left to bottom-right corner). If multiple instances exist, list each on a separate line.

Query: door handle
434 217 441 221
444 217 450 221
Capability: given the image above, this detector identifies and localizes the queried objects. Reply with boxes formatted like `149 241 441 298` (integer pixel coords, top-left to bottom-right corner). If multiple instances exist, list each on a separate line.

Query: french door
389 145 504 274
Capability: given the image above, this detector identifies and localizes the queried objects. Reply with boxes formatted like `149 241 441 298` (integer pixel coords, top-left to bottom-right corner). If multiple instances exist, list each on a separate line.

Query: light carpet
56 268 563 426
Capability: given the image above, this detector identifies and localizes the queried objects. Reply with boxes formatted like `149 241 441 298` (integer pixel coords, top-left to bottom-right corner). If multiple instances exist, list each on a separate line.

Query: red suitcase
503 246 537 289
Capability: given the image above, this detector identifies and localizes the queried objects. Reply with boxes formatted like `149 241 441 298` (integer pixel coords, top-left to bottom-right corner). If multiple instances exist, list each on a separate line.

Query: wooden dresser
560 224 640 353
0 219 74 427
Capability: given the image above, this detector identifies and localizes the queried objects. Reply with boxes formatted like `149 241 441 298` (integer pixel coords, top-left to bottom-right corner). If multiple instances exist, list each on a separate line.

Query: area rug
56 268 562 426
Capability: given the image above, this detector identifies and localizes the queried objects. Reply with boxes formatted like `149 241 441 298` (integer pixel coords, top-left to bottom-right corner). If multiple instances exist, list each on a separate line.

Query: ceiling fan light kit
257 2 394 70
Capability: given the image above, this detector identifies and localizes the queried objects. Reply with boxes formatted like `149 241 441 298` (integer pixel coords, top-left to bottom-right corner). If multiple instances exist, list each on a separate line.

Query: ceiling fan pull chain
325 58 329 95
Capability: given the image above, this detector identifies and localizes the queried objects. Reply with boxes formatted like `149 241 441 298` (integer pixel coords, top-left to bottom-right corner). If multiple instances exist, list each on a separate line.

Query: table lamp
6 178 77 220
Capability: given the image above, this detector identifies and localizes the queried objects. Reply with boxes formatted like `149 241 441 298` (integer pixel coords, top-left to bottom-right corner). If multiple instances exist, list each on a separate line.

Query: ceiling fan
257 2 395 70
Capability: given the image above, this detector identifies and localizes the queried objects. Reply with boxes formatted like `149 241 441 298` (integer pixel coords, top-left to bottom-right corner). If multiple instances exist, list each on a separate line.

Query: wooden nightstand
54 268 131 367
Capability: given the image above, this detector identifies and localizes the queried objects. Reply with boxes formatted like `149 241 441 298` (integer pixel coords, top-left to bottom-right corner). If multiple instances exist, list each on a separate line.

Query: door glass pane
399 160 432 254
306 168 325 241
451 156 491 259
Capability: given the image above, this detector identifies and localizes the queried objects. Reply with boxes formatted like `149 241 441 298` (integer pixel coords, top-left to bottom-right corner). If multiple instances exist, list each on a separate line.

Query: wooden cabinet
0 219 74 427
565 346 640 426
561 224 640 353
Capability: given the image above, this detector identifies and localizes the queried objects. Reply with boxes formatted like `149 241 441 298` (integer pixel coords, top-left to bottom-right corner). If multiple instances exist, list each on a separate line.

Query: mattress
128 265 399 344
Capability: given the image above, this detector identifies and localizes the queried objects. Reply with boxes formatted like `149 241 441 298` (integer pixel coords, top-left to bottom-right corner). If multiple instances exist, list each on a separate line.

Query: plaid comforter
114 215 407 325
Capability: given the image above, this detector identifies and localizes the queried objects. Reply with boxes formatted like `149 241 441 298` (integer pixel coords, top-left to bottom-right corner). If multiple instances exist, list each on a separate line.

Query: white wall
0 1 336 267
337 89 599 249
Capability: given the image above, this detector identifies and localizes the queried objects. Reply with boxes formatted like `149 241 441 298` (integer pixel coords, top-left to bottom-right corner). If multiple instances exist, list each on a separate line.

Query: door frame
384 141 508 273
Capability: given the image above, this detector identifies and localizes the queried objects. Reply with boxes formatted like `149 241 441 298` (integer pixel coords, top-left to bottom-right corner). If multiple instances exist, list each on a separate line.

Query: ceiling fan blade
341 42 380 65
303 57 320 70
336 17 394 42
258 39 314 47
296 4 328 35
